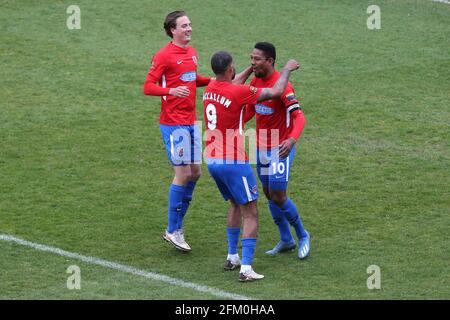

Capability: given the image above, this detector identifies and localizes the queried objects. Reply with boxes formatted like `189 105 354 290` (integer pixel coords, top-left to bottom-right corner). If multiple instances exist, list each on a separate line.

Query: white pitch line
0 233 252 300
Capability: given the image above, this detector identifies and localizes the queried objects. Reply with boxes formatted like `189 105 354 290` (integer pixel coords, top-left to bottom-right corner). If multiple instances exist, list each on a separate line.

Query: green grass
1 0 449 299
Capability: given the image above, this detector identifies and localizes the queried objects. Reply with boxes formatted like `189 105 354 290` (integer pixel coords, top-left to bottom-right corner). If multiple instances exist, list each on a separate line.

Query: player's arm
232 65 253 85
279 108 306 159
288 109 306 140
196 74 212 87
143 56 190 98
193 51 212 87
257 59 300 102
144 78 190 98
244 104 256 123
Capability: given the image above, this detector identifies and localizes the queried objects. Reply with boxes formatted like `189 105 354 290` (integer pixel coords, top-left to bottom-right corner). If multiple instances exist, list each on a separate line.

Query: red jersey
144 42 209 125
203 81 262 161
249 71 301 148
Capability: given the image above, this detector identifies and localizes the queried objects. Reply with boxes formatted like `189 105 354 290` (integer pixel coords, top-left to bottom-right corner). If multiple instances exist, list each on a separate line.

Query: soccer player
203 51 299 281
246 42 310 259
143 11 211 252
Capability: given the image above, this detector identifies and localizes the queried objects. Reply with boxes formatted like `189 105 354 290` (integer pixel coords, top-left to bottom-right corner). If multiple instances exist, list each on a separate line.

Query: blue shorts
256 145 296 191
207 160 258 205
160 124 202 166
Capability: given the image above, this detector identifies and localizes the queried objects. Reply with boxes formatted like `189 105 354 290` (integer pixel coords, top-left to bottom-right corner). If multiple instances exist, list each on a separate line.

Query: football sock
241 238 257 266
177 181 196 230
226 227 240 255
227 253 240 262
282 198 308 239
268 200 294 243
167 184 185 233
240 265 252 273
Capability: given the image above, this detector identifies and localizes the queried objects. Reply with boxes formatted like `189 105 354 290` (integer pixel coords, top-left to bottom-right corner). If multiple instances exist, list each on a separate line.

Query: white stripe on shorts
242 176 253 202
286 155 290 182
170 134 174 157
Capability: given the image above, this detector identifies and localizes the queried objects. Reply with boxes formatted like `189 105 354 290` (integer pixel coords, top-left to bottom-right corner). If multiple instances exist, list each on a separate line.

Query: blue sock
241 238 257 266
282 198 307 238
167 184 185 233
177 181 196 230
268 200 294 243
226 227 240 255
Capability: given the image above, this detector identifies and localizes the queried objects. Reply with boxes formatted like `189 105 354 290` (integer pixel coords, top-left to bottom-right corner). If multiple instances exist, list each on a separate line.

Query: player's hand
169 86 190 98
283 59 300 72
278 137 296 159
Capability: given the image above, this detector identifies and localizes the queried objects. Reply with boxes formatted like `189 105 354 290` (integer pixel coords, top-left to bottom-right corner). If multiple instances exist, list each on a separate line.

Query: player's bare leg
269 188 287 206
172 163 201 185
262 185 270 200
227 199 241 229
240 200 258 239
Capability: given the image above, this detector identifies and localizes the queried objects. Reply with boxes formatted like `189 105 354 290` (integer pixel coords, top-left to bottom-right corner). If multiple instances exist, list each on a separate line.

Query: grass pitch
1 0 449 299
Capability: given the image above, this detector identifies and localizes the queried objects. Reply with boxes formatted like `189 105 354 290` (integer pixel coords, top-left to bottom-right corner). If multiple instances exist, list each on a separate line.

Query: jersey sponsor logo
286 92 296 101
177 60 183 64
179 71 197 82
249 86 258 94
192 56 197 65
255 103 275 115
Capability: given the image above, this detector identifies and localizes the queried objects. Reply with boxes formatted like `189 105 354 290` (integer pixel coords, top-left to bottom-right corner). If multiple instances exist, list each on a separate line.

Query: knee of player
269 191 287 206
230 200 239 211
189 170 202 182
262 187 271 200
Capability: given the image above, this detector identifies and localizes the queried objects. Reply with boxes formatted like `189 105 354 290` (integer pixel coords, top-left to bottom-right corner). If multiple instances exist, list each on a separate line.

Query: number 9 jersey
203 80 262 163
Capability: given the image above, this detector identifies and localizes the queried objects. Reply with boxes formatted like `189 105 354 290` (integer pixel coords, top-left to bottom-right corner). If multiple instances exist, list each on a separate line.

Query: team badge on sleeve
286 92 297 101
176 146 184 158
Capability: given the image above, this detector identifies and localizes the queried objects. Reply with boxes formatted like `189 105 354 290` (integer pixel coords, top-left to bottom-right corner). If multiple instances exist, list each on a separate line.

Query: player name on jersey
203 92 232 108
